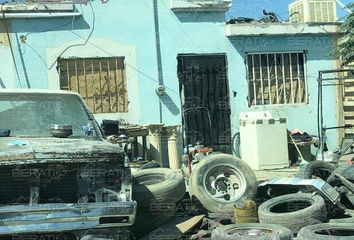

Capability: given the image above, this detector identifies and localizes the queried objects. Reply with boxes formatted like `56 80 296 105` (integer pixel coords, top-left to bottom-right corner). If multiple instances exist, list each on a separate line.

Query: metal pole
320 72 324 161
153 0 164 123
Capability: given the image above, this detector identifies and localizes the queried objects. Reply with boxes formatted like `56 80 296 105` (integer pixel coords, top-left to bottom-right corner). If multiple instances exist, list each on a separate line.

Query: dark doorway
177 54 231 153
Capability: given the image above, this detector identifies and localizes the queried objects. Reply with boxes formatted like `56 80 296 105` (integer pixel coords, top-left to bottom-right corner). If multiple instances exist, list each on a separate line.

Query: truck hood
0 137 125 163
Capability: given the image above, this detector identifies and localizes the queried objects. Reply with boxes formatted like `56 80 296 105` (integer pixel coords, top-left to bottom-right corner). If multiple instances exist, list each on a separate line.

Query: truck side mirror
101 120 119 137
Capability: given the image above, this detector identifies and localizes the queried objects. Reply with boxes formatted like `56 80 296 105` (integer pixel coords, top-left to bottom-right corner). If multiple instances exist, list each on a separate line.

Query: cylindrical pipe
152 0 164 124
167 126 181 170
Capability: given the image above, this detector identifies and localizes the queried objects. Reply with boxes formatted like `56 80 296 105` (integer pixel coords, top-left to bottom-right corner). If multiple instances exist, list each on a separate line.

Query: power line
48 1 95 70
68 30 180 96
159 0 205 53
23 40 49 68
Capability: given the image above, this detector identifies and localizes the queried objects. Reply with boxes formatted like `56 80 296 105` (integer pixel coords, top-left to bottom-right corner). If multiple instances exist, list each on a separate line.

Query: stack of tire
258 193 327 234
211 192 326 239
130 168 186 238
209 160 354 239
210 222 354 240
211 191 354 239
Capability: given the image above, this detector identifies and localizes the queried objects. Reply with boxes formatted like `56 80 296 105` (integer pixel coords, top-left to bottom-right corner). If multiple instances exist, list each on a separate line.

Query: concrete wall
227 35 338 149
0 0 339 150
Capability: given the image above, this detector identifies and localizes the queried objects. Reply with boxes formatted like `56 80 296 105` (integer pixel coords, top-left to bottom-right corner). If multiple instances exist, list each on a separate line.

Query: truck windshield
0 92 97 138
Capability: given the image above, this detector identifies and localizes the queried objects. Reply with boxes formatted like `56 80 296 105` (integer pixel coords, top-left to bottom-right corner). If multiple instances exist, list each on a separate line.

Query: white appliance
289 0 337 23
239 111 289 170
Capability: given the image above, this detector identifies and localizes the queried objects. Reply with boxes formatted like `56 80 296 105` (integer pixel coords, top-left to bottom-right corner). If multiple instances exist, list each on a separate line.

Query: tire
258 193 327 234
79 228 134 240
130 208 176 239
296 161 336 181
211 223 293 240
132 168 186 208
329 210 354 223
189 154 257 213
139 160 160 170
297 223 354 240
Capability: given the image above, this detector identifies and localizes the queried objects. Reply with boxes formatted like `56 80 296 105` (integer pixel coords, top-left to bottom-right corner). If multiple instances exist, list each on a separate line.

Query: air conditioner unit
289 0 337 23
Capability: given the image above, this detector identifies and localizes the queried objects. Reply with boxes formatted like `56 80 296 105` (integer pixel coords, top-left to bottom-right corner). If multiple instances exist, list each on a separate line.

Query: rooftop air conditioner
289 0 337 23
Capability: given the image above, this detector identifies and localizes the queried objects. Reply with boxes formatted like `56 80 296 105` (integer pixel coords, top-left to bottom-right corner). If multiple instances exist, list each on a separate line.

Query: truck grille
0 162 122 204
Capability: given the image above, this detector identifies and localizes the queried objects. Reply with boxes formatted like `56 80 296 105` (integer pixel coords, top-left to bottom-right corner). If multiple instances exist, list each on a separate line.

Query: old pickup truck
0 89 136 237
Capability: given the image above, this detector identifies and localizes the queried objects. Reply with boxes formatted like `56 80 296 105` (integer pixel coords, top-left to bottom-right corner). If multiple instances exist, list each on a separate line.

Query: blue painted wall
0 0 339 149
227 35 337 149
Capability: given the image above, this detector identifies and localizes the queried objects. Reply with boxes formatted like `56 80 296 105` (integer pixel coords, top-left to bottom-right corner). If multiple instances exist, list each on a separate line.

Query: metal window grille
58 57 128 114
246 52 307 106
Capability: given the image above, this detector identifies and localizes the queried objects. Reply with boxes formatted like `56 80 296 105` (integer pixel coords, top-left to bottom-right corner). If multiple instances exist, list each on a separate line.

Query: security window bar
58 57 128 113
246 52 307 106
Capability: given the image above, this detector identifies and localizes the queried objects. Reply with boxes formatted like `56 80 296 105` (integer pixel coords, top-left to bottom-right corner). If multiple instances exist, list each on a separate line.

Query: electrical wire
160 0 205 53
68 30 180 96
24 41 49 68
231 131 241 157
1 4 23 88
21 1 179 96
48 1 95 70
21 9 83 69
25 15 81 39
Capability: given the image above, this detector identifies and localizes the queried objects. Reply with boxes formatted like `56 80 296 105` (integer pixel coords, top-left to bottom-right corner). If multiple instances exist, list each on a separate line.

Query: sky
0 0 352 20
228 0 352 20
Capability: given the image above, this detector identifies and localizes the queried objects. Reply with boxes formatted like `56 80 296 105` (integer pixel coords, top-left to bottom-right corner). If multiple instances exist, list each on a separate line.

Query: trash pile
131 153 354 239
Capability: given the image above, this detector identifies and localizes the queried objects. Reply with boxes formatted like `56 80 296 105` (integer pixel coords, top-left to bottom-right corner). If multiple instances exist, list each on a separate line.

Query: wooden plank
58 57 128 113
176 215 205 234
343 102 354 107
344 128 354 134
118 62 128 112
344 111 354 118
344 119 354 125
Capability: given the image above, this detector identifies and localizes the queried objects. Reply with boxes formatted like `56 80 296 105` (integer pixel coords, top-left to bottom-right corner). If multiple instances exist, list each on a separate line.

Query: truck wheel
258 193 327 233
132 168 186 208
211 223 293 240
189 154 257 213
297 223 354 240
296 161 336 181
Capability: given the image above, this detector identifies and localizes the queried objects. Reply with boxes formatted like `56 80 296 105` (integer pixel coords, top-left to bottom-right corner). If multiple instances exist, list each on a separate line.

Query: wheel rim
227 227 277 237
203 164 246 203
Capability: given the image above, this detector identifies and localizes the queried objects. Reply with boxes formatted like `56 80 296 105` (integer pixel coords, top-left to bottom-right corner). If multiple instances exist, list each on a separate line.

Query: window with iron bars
58 57 128 114
246 52 307 106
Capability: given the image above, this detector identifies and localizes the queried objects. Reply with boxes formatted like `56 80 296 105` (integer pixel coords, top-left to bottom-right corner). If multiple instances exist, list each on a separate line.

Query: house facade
0 0 340 153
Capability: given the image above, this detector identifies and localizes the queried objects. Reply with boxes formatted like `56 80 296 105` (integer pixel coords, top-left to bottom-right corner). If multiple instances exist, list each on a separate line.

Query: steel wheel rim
227 227 278 237
203 164 246 203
